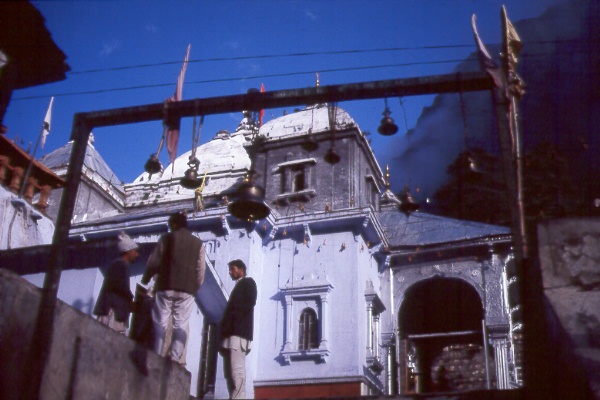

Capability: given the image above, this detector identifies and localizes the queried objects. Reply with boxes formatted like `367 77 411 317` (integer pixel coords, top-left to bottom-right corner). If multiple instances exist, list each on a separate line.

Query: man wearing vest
142 211 205 364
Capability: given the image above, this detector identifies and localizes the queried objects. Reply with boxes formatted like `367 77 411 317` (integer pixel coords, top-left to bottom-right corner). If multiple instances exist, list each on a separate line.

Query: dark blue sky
4 0 566 189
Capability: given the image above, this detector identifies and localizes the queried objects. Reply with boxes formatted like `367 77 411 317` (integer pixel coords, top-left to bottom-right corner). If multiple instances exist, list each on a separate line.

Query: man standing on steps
93 231 139 335
220 259 257 399
142 211 205 364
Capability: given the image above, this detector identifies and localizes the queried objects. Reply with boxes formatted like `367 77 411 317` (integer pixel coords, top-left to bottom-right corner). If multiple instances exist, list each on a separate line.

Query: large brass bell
144 154 162 176
399 185 419 216
180 156 203 189
377 107 399 136
228 178 270 221
324 146 340 164
180 168 203 189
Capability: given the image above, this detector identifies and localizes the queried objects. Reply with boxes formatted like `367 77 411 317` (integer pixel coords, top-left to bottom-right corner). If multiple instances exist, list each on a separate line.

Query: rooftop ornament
323 102 341 164
301 78 320 152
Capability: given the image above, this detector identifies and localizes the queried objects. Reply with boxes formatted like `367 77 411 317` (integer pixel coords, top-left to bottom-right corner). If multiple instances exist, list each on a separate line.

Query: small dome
133 130 250 183
259 104 358 141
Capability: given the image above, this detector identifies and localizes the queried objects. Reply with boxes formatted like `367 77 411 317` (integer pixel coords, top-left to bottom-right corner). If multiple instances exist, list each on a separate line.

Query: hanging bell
324 146 340 164
301 129 319 152
228 179 271 221
399 186 419 216
180 155 203 189
378 107 399 136
180 167 203 189
144 154 162 175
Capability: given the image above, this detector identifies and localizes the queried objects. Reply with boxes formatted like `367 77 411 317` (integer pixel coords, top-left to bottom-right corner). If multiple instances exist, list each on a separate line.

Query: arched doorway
398 276 492 393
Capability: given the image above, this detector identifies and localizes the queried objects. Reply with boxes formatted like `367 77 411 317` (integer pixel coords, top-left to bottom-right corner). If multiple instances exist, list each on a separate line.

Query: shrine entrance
398 276 493 393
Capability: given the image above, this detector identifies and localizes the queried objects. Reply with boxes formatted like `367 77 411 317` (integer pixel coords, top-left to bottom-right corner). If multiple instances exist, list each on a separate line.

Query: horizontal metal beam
80 71 493 129
407 330 480 339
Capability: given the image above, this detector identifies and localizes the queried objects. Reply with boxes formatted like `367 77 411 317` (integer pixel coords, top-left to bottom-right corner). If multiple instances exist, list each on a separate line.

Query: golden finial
316 73 320 87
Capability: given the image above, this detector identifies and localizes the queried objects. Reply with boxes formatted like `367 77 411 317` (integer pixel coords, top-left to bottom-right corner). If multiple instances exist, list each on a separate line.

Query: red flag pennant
166 44 191 166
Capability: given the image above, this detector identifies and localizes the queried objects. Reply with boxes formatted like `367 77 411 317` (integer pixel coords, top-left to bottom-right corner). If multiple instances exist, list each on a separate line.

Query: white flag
471 15 505 90
41 97 54 149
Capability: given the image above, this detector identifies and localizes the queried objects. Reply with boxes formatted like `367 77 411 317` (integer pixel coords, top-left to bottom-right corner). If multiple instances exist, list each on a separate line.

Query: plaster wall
253 230 385 392
0 188 54 249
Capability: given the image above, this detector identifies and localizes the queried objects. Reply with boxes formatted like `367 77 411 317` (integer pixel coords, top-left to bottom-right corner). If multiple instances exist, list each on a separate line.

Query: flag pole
18 98 53 199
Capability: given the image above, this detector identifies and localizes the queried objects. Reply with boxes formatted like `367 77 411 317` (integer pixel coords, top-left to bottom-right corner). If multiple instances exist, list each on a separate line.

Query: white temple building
1 103 521 398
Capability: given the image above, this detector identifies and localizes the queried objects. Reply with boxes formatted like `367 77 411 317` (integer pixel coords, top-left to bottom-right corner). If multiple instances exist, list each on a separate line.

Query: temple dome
133 129 250 184
259 104 359 141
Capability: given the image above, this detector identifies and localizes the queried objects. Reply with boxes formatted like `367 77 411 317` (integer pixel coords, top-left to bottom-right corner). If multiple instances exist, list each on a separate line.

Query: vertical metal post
23 115 91 399
482 319 491 389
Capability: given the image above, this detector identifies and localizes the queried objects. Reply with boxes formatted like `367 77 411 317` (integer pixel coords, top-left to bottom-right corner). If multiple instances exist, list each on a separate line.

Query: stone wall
0 269 192 400
537 218 600 398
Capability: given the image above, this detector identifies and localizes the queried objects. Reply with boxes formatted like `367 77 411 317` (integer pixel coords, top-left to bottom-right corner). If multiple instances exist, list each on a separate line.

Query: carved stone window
280 274 333 364
274 158 317 205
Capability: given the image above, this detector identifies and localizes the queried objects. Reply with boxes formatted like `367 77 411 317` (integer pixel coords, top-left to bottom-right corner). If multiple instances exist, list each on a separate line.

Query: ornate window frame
273 158 317 205
280 274 333 364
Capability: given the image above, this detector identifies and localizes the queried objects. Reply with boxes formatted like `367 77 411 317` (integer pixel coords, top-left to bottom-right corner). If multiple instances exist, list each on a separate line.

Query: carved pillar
283 295 293 351
366 302 373 356
386 345 394 395
23 177 37 203
0 155 9 184
9 166 23 193
374 313 380 359
36 185 52 212
319 294 329 349
491 337 511 389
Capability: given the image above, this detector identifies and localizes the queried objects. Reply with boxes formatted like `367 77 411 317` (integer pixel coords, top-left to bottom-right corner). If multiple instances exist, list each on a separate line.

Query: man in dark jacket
220 259 257 399
93 232 139 334
142 211 205 364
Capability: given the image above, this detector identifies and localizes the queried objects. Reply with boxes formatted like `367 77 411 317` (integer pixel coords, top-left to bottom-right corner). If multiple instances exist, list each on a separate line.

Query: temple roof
0 134 64 188
40 138 124 197
259 104 359 141
132 129 250 185
377 209 510 247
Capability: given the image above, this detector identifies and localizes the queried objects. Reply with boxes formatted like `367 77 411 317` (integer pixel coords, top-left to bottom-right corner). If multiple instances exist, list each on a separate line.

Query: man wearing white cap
93 231 139 334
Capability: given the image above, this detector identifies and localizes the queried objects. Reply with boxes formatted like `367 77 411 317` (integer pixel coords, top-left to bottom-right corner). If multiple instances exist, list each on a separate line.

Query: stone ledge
0 268 191 399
